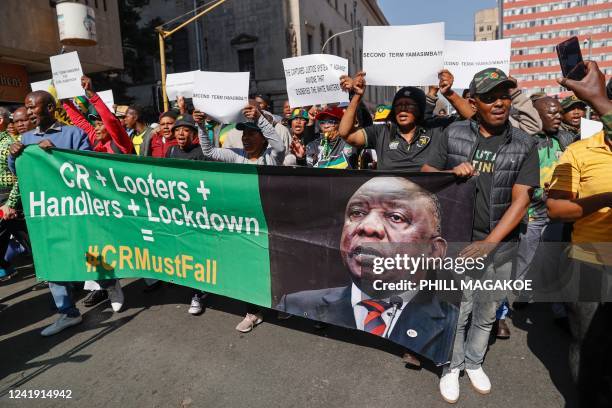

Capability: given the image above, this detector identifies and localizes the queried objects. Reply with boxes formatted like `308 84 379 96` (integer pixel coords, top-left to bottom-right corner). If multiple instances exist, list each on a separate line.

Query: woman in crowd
194 103 284 332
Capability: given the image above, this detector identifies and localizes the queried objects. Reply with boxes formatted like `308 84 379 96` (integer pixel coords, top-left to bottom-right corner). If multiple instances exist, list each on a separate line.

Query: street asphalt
0 258 577 408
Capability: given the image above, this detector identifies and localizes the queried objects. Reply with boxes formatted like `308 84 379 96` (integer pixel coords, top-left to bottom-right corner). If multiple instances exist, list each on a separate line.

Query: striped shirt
549 112 612 264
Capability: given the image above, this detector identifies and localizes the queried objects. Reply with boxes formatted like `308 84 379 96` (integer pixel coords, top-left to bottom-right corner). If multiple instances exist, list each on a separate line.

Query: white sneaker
235 313 263 333
41 314 82 337
188 295 203 315
466 367 491 394
106 280 124 312
439 367 460 404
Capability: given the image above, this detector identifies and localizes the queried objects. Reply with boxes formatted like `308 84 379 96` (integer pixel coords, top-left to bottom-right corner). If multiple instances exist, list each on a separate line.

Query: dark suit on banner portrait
278 285 458 365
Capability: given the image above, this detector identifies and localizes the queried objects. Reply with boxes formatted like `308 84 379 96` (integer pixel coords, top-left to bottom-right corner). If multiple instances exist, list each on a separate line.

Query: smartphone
556 36 587 81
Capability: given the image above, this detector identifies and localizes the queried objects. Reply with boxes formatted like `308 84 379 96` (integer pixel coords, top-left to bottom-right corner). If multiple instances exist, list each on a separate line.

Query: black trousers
567 260 612 408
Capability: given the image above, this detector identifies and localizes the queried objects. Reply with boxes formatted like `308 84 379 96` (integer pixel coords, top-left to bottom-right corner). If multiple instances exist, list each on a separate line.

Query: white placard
166 70 198 101
192 71 250 124
97 90 114 113
362 23 445 87
49 51 84 99
30 79 53 93
282 54 349 108
581 117 603 140
444 39 512 89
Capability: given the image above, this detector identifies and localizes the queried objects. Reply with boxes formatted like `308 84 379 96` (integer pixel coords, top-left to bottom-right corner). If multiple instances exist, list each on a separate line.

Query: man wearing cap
338 72 445 172
422 68 539 403
293 106 357 169
560 95 587 138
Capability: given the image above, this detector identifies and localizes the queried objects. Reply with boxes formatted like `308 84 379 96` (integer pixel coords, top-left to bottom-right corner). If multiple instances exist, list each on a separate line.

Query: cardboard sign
49 51 85 100
166 71 198 101
581 117 603 140
97 90 115 113
192 71 249 124
444 39 512 89
283 54 349 108
30 79 53 93
362 23 445 86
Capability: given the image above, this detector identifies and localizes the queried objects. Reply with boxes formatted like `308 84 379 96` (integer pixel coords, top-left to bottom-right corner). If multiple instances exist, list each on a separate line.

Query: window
335 0 338 10
328 30 334 53
307 34 313 54
479 26 484 32
337 37 341 56
487 25 492 31
344 3 347 21
238 49 255 80
320 24 326 49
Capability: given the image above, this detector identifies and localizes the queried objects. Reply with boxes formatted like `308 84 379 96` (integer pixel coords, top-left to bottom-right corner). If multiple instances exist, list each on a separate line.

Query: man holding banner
422 68 539 403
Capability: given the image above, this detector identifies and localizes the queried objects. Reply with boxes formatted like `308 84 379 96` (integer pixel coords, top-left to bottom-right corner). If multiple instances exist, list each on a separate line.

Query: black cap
391 87 426 121
469 68 517 96
172 114 197 132
236 122 262 132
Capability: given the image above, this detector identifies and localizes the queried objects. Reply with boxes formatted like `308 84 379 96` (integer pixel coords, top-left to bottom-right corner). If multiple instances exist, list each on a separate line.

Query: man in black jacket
422 68 539 403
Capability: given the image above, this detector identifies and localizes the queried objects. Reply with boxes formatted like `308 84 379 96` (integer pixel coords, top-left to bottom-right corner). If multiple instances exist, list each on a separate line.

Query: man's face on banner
340 177 447 294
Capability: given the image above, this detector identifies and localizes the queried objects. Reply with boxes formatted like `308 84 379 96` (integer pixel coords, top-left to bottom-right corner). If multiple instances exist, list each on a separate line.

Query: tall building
0 0 123 106
502 0 612 97
475 7 499 41
128 0 393 112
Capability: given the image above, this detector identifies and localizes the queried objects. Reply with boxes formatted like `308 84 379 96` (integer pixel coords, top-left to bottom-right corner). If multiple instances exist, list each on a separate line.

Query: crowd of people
0 59 610 406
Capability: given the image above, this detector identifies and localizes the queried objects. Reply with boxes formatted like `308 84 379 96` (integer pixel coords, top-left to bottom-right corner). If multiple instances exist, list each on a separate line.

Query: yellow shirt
132 130 145 155
550 130 612 264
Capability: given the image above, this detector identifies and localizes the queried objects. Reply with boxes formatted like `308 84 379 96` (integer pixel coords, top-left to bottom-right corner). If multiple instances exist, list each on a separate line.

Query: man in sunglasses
422 68 539 403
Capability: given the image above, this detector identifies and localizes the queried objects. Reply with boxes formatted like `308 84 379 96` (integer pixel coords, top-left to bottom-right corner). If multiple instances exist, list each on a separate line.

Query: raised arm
62 99 96 145
337 72 367 147
194 110 242 163
82 76 133 154
438 70 475 120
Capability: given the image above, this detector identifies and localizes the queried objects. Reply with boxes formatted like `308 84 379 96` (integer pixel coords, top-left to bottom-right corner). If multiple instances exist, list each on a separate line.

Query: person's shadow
511 303 578 408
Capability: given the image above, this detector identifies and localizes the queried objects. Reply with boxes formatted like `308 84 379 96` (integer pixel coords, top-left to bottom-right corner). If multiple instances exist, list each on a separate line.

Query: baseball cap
469 68 517 96
289 108 309 121
236 122 262 132
560 95 587 111
391 87 426 121
171 114 197 132
315 106 344 121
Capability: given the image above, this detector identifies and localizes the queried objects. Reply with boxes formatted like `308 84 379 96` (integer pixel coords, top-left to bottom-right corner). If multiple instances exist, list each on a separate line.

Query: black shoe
83 290 108 307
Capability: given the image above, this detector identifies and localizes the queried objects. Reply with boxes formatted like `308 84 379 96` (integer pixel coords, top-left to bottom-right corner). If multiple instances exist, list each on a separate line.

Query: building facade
475 7 499 41
502 0 612 97
131 0 393 112
0 0 123 105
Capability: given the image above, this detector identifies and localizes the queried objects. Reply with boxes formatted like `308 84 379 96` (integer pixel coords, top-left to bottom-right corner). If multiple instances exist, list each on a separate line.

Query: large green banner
18 147 477 365
18 148 271 306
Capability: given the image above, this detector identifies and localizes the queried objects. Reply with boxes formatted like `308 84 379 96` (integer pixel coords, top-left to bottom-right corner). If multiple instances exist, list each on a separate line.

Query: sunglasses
476 94 512 104
319 119 339 125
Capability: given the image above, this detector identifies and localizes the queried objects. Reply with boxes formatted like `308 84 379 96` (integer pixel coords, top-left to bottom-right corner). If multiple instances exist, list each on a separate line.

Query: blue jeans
450 260 512 371
49 279 117 317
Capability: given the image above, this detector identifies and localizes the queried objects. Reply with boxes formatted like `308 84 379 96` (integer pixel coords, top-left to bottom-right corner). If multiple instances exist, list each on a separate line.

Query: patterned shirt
0 131 19 208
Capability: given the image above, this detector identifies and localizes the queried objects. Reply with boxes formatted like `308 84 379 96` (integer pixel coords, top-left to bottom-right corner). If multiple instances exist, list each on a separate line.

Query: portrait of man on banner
277 176 460 365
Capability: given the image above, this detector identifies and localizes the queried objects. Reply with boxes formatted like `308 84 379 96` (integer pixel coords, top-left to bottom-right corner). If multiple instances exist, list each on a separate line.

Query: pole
194 0 203 70
156 0 228 112
158 30 169 112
